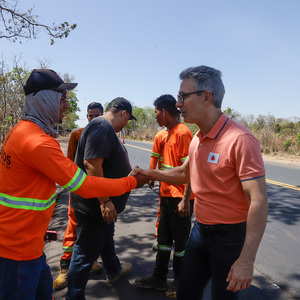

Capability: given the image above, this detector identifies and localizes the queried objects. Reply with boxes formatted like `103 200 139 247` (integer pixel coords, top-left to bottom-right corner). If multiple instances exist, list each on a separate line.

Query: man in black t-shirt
66 98 137 299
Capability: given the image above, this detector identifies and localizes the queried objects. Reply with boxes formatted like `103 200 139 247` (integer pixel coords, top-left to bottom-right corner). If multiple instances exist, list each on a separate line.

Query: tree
223 107 240 121
0 60 30 142
61 111 78 134
0 0 76 44
0 58 80 143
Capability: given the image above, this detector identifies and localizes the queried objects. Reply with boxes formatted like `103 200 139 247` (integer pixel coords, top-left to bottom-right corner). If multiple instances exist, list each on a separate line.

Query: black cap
108 97 137 120
23 69 78 95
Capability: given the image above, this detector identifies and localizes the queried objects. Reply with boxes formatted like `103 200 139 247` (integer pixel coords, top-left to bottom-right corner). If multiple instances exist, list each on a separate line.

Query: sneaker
165 280 177 298
91 260 103 274
152 242 158 251
53 268 68 291
135 275 167 291
106 262 132 284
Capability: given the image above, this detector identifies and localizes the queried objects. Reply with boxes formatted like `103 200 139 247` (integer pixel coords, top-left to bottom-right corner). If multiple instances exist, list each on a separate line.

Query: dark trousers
154 197 192 280
0 253 53 300
66 210 121 300
176 221 246 300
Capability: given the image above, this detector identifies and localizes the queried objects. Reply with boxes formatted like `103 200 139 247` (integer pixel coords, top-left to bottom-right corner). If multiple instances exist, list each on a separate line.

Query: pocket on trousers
216 229 246 246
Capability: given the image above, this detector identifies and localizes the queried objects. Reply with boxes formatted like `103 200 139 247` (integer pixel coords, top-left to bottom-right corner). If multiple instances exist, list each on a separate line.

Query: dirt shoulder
262 153 300 166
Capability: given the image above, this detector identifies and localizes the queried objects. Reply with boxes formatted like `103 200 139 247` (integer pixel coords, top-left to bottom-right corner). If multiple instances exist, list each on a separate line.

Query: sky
1 0 300 128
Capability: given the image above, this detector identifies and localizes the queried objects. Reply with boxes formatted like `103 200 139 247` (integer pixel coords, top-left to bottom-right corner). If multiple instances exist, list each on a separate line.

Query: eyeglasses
177 90 206 103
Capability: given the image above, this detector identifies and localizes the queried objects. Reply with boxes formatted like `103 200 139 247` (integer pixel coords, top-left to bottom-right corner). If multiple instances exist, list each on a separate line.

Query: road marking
125 143 152 152
266 179 300 191
125 143 300 192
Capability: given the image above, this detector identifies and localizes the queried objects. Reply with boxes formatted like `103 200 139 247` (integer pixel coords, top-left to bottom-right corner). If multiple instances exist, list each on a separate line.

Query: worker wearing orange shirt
0 69 148 300
54 102 104 291
149 129 168 250
136 94 194 299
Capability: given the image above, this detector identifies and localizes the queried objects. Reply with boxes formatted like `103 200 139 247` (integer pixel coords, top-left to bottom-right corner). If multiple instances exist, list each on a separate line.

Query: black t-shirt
71 117 132 216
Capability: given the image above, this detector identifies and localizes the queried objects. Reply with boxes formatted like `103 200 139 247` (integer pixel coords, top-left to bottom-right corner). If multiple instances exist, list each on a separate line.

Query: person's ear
203 91 213 104
121 110 128 118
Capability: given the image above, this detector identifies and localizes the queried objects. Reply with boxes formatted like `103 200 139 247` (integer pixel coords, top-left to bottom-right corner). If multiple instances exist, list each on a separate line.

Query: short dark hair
87 102 103 114
153 94 179 116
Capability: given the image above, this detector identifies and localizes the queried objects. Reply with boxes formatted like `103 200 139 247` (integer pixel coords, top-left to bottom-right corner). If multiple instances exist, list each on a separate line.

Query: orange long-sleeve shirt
150 129 168 170
67 127 84 161
0 120 136 261
160 123 193 198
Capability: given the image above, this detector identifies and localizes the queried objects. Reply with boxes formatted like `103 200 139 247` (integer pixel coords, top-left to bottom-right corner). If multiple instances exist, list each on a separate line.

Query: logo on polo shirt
207 152 219 164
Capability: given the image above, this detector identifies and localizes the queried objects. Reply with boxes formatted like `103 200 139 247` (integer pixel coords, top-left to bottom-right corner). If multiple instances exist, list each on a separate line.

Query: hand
226 258 253 292
132 173 151 188
177 199 190 217
148 180 155 189
100 200 117 224
130 166 148 176
128 166 139 177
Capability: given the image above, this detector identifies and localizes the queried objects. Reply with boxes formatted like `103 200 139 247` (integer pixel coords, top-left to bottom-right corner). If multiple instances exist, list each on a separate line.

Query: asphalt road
45 139 299 299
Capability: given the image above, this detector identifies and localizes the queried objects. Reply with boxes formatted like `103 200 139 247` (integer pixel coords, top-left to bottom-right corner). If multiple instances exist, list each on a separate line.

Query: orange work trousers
61 195 77 260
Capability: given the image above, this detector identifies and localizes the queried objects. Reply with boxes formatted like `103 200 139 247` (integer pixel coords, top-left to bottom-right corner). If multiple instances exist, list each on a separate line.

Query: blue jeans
66 210 121 300
0 253 53 300
176 222 246 300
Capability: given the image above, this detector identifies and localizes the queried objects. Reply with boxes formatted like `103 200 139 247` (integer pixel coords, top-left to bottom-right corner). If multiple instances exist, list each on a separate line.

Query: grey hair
179 66 225 108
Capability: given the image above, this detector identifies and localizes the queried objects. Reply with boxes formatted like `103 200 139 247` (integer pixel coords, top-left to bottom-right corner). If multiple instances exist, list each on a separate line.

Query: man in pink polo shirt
133 65 268 300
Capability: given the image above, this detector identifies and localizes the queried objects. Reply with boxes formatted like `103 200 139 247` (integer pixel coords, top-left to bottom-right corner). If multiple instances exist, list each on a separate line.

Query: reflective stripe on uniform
161 164 174 170
63 246 74 253
0 192 56 211
180 156 188 163
63 167 86 192
157 244 172 252
174 250 185 257
151 151 160 158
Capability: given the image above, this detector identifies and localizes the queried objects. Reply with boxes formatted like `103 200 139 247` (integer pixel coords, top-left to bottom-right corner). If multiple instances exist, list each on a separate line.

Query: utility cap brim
24 69 78 95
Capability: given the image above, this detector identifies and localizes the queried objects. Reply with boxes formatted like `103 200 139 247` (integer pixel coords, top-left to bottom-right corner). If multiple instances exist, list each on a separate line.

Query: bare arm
84 157 117 223
134 156 190 185
177 182 192 217
226 176 268 291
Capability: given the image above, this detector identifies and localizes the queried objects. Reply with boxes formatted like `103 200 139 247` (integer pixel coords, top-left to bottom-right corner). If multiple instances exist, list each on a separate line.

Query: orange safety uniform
160 123 193 198
150 129 168 237
0 120 136 261
150 129 168 170
61 127 84 260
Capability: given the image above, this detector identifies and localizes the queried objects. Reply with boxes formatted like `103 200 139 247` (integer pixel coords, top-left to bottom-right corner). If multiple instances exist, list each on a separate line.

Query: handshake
128 166 153 189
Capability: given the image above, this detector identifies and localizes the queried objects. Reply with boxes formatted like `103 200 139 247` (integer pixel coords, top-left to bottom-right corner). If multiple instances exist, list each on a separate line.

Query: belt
197 221 246 235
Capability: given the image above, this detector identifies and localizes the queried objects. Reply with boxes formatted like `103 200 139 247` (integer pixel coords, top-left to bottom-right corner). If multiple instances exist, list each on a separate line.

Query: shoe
91 260 103 274
152 242 158 251
106 262 132 284
135 275 167 291
53 268 68 291
165 280 177 298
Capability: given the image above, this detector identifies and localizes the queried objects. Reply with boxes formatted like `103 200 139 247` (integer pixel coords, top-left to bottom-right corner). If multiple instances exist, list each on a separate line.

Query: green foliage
0 0 76 44
283 138 292 151
223 107 240 121
295 132 300 146
0 60 79 143
61 111 79 134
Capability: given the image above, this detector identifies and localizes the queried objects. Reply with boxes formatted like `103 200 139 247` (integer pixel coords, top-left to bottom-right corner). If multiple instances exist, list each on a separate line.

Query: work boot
53 259 70 291
135 274 167 291
165 279 178 298
53 267 68 291
106 262 132 284
91 260 103 273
